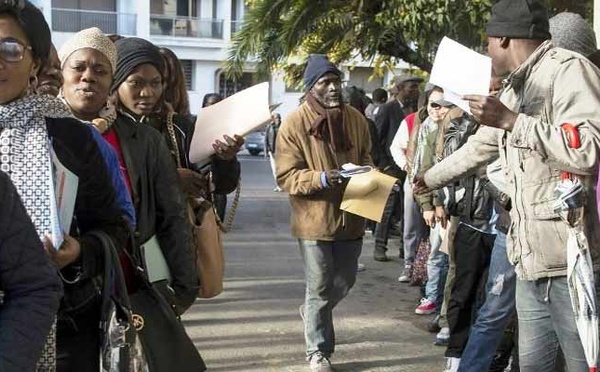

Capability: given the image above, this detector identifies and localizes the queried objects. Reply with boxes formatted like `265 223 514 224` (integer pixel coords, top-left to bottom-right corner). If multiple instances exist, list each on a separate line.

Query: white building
34 0 409 118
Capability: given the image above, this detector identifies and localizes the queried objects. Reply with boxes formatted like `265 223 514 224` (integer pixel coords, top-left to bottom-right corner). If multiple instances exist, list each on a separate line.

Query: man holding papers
414 0 600 371
276 54 372 372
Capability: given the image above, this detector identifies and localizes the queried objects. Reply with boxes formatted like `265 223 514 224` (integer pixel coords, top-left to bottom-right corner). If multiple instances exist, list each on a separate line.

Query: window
180 60 193 90
348 67 383 94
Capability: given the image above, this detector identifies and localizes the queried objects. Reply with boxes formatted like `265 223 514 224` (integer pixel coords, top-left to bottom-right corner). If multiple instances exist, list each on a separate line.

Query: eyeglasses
429 102 442 109
0 39 32 63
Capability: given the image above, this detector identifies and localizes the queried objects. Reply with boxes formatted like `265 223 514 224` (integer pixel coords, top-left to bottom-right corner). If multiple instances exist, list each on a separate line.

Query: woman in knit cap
113 38 242 221
0 1 128 371
60 33 199 319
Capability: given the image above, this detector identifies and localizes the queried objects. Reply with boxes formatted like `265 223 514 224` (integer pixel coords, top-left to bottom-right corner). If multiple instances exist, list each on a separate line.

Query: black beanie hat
111 37 164 93
486 0 551 40
303 54 342 91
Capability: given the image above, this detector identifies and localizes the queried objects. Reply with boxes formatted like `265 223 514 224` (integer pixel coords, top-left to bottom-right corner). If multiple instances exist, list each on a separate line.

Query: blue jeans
403 179 427 266
424 224 448 306
517 275 599 372
299 239 363 358
458 231 516 372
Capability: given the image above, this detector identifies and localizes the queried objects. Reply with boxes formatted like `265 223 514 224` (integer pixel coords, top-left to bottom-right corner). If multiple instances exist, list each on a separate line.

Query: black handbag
129 281 206 372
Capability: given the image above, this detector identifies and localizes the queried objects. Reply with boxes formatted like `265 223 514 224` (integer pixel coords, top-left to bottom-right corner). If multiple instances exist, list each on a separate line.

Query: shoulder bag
166 112 240 298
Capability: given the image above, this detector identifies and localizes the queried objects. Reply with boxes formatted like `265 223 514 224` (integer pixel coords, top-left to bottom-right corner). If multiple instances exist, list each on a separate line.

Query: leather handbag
129 281 206 372
165 112 236 299
191 200 224 298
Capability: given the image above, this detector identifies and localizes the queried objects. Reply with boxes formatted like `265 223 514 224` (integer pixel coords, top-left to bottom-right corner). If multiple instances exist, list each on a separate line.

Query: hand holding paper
190 82 272 163
462 94 518 131
340 170 397 222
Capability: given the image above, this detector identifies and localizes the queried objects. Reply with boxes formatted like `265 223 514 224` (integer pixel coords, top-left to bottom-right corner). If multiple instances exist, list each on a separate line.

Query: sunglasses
0 39 32 63
429 102 442 109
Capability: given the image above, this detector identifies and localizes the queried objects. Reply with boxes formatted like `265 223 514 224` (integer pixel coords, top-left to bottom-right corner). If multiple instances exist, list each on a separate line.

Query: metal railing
231 20 244 34
52 8 137 35
150 15 224 39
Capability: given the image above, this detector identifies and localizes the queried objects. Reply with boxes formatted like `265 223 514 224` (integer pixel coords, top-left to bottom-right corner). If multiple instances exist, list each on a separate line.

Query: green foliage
226 0 594 84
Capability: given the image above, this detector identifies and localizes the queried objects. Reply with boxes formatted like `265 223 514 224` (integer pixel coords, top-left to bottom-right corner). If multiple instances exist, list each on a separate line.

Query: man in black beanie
414 0 600 371
275 55 372 372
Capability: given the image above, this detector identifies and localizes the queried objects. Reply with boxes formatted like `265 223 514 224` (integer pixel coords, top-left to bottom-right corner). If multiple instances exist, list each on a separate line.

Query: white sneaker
308 352 333 372
357 263 366 272
398 265 412 282
443 357 460 372
435 327 449 346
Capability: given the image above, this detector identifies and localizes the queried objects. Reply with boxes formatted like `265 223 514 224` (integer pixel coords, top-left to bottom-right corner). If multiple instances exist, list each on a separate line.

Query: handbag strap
165 112 183 168
214 174 241 233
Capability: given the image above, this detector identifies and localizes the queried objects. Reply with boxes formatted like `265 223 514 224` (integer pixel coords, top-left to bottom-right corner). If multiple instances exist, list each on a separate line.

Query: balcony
150 15 224 39
231 20 244 34
52 8 137 35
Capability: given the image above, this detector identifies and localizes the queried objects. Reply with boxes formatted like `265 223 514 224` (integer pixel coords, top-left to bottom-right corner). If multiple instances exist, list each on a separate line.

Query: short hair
372 88 388 103
0 1 51 66
202 93 223 108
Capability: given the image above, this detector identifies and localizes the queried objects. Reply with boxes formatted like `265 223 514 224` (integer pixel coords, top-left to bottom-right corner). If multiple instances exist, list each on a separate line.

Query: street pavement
182 154 446 372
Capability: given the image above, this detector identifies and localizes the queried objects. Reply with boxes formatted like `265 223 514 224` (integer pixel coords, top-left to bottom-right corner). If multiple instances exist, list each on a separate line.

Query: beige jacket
425 41 600 280
276 102 373 241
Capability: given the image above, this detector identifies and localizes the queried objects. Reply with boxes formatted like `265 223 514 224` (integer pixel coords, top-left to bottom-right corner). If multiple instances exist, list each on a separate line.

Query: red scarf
306 93 353 151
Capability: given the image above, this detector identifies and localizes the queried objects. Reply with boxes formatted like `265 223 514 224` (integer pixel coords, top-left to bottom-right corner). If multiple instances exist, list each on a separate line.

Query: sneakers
273 186 283 192
415 298 437 315
435 327 449 346
398 265 412 282
373 249 389 262
443 357 461 372
308 352 334 372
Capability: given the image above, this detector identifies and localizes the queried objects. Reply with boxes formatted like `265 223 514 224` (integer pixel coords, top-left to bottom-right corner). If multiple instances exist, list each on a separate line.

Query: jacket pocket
531 198 560 220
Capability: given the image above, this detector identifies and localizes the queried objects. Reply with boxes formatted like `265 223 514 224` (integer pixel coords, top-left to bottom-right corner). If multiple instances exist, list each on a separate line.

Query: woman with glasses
0 1 128 371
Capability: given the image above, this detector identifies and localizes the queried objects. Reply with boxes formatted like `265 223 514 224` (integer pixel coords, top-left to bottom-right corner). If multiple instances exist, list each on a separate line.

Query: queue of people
4 0 600 372
0 1 243 371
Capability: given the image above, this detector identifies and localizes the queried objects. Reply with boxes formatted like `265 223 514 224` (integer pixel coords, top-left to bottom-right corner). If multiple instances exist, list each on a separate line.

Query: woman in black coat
0 171 62 372
0 2 128 370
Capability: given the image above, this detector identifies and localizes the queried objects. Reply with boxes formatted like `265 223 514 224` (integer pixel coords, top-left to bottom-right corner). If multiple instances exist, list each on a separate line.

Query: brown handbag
166 112 239 299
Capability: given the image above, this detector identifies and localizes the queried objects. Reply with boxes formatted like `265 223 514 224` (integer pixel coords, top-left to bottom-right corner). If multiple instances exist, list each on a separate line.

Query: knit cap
303 54 342 91
111 37 164 93
486 0 551 40
550 12 597 57
58 27 117 73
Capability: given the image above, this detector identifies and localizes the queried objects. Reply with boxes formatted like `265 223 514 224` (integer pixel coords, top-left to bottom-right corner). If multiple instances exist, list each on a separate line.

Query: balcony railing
231 20 244 34
150 15 224 39
52 8 137 35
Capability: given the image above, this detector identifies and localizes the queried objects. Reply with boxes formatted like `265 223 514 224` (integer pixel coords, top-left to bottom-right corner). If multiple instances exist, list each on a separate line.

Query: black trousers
374 167 405 252
445 223 495 358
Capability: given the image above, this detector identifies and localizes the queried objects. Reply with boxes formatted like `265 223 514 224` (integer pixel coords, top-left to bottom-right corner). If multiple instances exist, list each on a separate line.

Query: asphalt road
182 154 446 372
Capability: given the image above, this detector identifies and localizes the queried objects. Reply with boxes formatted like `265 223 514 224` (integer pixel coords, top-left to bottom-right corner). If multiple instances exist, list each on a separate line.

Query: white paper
189 82 272 163
429 37 492 114
50 147 79 249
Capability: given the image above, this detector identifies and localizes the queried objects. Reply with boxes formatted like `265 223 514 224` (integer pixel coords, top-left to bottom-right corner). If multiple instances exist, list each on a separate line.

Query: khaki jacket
425 41 600 280
276 102 373 241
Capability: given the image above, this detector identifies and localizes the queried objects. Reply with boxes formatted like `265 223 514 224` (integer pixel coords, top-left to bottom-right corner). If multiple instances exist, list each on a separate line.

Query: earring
27 75 38 96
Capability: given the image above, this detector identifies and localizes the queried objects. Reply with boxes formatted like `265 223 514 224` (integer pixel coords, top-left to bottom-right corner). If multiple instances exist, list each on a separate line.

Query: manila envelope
340 170 397 222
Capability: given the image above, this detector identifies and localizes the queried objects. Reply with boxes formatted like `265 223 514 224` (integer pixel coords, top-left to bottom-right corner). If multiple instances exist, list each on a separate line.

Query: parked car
244 131 265 156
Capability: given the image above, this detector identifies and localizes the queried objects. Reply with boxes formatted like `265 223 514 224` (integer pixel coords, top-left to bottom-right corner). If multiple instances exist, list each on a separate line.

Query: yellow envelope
340 170 398 222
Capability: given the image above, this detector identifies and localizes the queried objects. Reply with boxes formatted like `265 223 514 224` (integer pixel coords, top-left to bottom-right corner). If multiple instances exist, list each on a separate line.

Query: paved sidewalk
182 158 446 371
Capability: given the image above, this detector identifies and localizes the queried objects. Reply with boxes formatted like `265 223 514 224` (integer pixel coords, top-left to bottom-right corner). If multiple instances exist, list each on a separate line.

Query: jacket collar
505 40 554 92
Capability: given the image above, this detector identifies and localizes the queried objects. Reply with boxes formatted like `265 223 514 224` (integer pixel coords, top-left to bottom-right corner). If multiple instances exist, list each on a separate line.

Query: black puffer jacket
0 171 63 372
440 113 495 228
113 114 198 315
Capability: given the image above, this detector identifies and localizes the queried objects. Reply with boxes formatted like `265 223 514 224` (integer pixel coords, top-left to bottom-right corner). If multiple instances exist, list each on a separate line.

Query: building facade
34 0 408 118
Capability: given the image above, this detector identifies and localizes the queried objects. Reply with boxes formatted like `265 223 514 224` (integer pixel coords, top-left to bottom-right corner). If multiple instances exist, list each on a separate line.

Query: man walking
415 0 600 370
276 54 372 372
